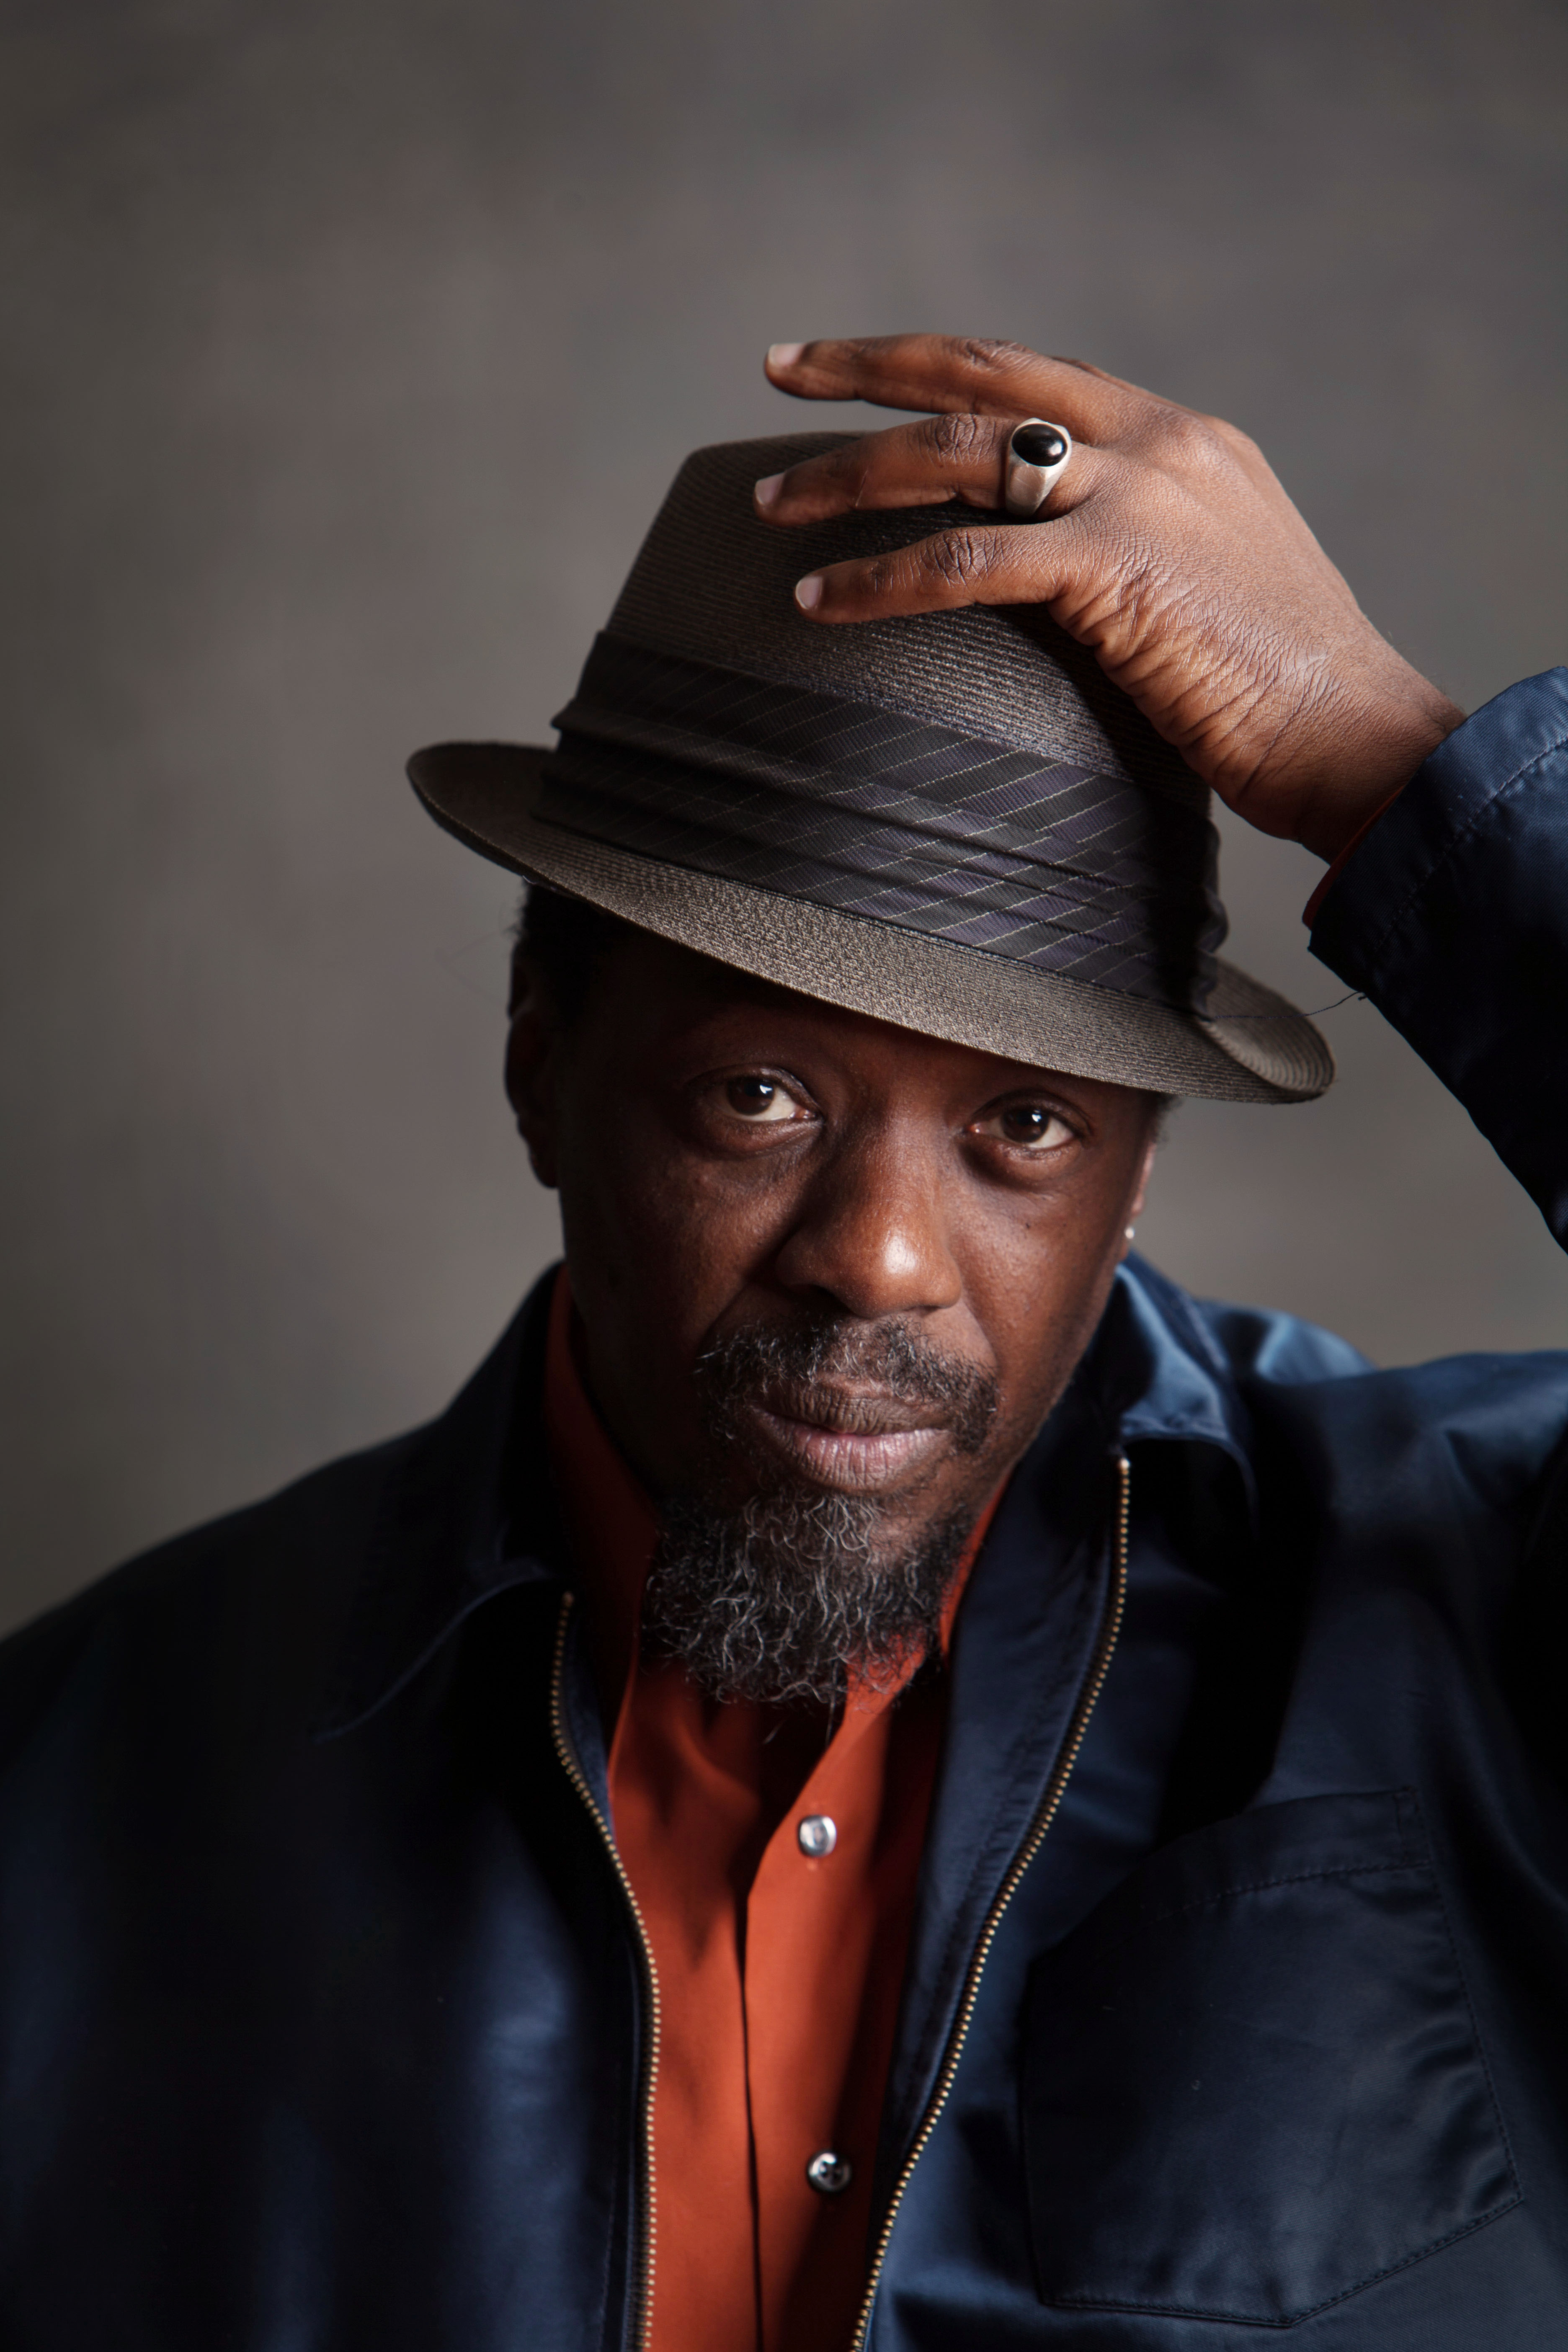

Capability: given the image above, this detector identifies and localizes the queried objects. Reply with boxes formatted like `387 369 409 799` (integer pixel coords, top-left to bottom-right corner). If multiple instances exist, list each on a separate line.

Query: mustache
694 1317 1000 1460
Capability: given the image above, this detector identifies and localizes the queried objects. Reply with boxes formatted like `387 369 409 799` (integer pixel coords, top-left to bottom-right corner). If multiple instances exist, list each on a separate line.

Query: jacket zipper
847 1449 1133 2352
549 1589 662 2352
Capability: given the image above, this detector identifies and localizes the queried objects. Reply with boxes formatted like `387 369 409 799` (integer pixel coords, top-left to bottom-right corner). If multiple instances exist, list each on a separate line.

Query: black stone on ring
1004 418 1073 519
1011 423 1068 468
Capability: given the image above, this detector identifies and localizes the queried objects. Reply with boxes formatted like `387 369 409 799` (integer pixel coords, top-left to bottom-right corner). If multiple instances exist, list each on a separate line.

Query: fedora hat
409 433 1332 1103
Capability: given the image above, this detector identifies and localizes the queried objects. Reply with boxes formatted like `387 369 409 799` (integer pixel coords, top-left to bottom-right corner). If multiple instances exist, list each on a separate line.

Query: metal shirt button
797 1813 838 1857
806 2149 853 2196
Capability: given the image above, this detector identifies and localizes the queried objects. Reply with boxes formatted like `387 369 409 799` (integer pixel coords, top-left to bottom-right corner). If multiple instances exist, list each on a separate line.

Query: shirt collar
542 1264 660 1713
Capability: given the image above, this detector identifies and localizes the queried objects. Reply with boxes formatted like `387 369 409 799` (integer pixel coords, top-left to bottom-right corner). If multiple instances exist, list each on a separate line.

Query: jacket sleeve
1309 666 1568 1250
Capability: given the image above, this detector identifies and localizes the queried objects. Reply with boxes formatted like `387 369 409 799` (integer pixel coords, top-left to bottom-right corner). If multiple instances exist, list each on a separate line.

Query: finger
755 413 1012 524
792 510 1102 627
758 418 1112 531
765 333 1145 439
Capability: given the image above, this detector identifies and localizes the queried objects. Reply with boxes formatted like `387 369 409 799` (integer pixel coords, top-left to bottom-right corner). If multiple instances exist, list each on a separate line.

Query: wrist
1291 667 1465 864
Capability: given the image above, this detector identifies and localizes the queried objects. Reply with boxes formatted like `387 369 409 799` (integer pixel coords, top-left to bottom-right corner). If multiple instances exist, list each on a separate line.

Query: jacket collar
1091 1255 1259 1510
312 1274 567 1740
313 1256 1255 1741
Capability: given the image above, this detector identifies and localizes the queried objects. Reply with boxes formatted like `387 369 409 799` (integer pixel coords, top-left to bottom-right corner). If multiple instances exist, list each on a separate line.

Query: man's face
508 929 1157 1589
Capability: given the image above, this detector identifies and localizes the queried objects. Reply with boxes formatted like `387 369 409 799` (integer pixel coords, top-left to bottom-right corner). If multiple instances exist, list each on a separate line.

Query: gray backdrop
4 0 1565 1635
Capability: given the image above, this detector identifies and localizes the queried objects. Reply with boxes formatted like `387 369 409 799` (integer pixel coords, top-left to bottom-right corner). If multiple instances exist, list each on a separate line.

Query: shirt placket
741 1680 901 2347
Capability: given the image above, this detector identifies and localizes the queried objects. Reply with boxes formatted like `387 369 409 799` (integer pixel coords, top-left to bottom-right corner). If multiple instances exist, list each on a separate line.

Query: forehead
588 924 1148 1118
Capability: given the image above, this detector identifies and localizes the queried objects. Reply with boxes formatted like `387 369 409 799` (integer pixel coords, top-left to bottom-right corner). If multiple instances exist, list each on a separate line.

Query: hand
756 335 1464 862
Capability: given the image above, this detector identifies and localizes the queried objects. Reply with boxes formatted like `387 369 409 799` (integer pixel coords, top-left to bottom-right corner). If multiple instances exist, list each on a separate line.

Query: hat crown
606 433 1207 813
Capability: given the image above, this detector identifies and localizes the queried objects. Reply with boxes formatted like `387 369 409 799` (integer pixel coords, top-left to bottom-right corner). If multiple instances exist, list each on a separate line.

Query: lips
695 1318 1001 1498
742 1384 954 1493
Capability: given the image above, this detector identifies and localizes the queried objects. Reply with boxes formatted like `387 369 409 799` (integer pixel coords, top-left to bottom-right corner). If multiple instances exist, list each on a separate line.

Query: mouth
741 1384 954 1493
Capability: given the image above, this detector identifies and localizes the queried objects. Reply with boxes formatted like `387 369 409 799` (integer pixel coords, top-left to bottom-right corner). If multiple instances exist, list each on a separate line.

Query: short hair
510 884 638 1022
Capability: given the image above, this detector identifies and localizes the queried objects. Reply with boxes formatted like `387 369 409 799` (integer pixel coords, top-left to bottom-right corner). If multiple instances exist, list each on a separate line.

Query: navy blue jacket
3 672 1568 2349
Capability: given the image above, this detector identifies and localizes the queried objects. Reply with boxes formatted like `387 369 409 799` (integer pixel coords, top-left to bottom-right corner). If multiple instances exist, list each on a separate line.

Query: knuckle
952 335 1036 377
1224 424 1266 471
823 443 874 499
922 410 993 467
788 442 872 509
926 530 995 591
861 553 904 601
1198 408 1255 456
1163 409 1223 464
837 335 900 372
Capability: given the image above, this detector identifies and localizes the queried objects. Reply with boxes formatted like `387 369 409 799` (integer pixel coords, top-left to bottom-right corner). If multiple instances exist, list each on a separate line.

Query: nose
771 1125 964 1320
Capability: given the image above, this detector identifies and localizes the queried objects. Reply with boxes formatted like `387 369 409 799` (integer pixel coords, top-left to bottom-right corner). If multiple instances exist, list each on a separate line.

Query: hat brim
409 742 1333 1104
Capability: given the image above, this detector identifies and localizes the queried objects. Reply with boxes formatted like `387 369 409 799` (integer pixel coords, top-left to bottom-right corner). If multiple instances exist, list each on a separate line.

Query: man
1 333 1565 2349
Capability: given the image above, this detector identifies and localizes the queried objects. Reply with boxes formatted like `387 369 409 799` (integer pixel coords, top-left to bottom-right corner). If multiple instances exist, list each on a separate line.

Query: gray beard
643 1487 974 1707
641 1316 999 1707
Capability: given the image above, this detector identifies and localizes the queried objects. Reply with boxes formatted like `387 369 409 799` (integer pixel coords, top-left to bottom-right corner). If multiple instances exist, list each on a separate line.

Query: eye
724 1075 803 1124
971 1102 1077 1153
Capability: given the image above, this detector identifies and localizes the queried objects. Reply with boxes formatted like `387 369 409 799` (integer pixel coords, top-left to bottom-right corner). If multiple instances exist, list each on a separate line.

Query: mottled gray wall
3 0 1565 1633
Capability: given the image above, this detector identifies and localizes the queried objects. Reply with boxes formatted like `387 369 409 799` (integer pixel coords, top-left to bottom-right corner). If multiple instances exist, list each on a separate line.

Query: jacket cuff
1308 668 1568 993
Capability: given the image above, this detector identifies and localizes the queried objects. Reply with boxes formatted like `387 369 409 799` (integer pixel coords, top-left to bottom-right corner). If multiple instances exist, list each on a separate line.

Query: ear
1127 1127 1159 1225
504 958 562 1190
1119 1124 1160 1259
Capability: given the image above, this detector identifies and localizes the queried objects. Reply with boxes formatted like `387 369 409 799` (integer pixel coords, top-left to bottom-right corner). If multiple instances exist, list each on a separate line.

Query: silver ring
1003 419 1072 518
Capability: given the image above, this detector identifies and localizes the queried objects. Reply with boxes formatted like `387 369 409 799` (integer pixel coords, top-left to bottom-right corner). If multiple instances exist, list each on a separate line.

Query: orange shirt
543 1271 994 2352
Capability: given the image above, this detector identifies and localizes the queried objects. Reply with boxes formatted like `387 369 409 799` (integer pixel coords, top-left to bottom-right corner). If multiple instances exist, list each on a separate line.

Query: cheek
562 1135 785 1300
552 1120 804 1464
957 1182 1137 1433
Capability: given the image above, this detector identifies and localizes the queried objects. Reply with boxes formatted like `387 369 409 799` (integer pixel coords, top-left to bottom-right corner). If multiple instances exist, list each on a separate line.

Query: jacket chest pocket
1021 1789 1517 2327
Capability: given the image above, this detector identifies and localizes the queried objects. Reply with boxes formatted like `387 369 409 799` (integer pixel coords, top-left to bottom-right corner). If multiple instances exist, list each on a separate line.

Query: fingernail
794 574 823 612
754 471 785 509
768 341 805 370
